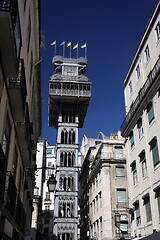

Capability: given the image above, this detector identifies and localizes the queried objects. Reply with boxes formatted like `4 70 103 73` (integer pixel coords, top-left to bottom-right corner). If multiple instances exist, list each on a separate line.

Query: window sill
153 161 160 171
139 134 144 141
149 118 155 128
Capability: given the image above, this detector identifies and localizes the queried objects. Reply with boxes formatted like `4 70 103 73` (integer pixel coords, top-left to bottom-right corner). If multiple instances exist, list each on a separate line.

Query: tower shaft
49 56 91 240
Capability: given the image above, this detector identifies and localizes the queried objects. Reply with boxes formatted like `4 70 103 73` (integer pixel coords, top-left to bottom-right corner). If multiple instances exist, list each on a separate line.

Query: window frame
116 188 127 203
155 21 160 42
146 102 155 124
144 45 151 63
115 166 125 177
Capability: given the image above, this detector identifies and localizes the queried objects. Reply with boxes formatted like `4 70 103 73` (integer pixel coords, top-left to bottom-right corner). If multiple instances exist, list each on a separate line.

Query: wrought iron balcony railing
4 171 17 217
49 82 91 97
0 144 7 202
9 59 27 111
0 0 17 29
121 56 160 134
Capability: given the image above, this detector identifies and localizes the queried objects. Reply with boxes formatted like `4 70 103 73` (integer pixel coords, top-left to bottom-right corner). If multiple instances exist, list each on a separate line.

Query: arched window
64 152 67 166
69 131 72 144
68 152 71 166
65 130 68 144
60 152 64 166
64 177 67 191
61 131 64 144
72 152 75 166
72 131 75 144
59 177 63 190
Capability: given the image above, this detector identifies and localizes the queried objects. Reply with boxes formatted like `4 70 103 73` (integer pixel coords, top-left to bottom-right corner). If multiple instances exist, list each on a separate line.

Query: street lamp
47 174 57 192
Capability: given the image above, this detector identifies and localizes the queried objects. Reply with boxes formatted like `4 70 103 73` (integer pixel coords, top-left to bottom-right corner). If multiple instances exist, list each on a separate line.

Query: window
100 217 102 232
134 201 141 226
149 137 160 166
117 189 126 203
143 194 152 222
129 131 134 148
144 45 151 63
129 81 133 94
2 114 11 158
146 102 154 124
47 169 51 177
137 118 143 139
48 162 52 167
114 146 123 159
154 187 160 218
130 160 138 185
45 192 50 200
139 150 147 177
116 166 125 177
136 64 141 79
47 149 52 154
155 21 160 41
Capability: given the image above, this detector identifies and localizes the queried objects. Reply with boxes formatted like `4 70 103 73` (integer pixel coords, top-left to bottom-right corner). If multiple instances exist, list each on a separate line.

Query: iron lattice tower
48 55 91 240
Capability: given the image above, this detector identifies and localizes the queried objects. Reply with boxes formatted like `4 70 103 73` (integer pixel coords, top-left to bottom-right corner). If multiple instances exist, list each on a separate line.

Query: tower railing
49 82 91 97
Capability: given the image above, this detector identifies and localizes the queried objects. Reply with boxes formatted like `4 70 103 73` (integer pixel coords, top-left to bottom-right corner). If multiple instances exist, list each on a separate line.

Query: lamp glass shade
47 174 56 192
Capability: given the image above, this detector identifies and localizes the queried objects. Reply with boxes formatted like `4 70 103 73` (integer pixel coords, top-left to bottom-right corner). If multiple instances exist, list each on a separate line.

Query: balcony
16 103 32 168
0 0 21 78
49 82 91 99
0 144 7 202
121 56 160 136
8 58 27 122
4 171 17 217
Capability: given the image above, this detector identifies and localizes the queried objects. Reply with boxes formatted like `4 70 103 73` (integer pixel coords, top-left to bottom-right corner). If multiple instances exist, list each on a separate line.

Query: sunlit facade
121 2 160 239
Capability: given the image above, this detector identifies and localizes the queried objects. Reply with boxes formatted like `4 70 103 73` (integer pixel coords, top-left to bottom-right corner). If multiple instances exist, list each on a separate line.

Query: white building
41 143 56 240
80 132 130 240
31 139 46 240
121 2 160 239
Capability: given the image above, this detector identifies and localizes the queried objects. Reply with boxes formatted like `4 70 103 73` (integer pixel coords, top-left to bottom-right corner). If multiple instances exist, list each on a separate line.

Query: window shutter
147 102 154 123
152 143 159 166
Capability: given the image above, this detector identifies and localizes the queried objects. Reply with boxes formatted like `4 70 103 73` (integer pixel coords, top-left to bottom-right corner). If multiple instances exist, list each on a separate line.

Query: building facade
31 139 46 240
41 143 56 240
121 1 160 239
0 0 41 239
80 132 130 240
48 55 92 240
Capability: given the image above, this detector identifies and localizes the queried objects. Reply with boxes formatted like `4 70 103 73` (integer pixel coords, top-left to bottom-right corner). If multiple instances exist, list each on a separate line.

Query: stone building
0 0 41 239
48 55 92 240
121 1 160 239
80 132 131 240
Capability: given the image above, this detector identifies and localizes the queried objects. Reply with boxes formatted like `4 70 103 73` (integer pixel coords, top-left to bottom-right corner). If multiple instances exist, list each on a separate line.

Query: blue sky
40 0 158 146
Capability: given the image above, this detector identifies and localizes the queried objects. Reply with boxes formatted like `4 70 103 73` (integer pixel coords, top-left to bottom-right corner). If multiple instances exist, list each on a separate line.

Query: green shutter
152 143 159 166
130 132 134 147
147 103 154 124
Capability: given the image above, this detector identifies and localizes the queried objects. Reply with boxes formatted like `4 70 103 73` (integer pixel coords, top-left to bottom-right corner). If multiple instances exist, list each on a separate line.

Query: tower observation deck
48 55 91 240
